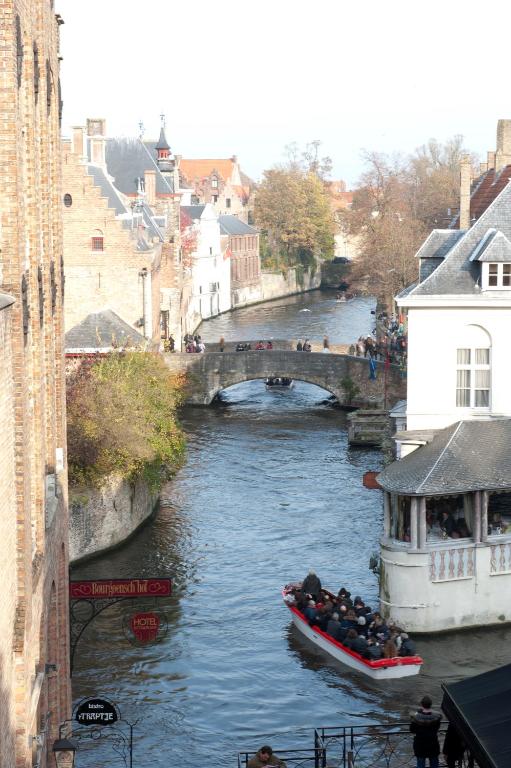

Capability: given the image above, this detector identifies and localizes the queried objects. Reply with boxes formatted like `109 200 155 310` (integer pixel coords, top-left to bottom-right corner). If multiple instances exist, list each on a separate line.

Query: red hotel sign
70 578 172 600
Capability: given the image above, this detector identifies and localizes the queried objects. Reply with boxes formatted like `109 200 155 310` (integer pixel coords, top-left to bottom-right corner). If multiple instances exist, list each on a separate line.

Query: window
456 347 490 407
212 195 218 203
211 176 218 189
226 198 231 209
91 230 104 251
63 193 72 207
485 263 511 288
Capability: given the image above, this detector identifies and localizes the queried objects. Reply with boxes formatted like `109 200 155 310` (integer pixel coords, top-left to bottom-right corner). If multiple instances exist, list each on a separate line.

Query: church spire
155 113 170 154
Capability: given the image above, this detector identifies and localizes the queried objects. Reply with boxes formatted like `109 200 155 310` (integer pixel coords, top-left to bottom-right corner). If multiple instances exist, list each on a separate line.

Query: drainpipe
139 267 148 338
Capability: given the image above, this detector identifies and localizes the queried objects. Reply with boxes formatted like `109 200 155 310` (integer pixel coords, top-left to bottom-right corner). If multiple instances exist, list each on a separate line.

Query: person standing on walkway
410 696 442 768
442 723 465 768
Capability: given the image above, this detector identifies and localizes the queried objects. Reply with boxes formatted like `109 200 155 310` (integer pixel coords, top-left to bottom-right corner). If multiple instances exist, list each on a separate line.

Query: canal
72 292 511 767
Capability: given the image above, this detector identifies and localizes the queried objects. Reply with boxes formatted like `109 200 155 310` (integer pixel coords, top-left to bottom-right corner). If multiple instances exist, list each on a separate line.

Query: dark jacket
400 637 417 657
326 618 340 637
351 635 368 655
363 643 383 660
301 574 322 598
443 723 465 761
410 709 441 758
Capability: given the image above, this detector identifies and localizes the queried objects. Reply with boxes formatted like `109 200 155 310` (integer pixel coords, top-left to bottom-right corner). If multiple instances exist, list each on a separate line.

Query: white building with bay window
377 180 511 632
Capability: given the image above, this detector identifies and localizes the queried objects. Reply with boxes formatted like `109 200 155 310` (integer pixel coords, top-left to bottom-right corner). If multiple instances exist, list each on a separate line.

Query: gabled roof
105 138 173 196
180 158 235 183
404 181 511 297
65 310 146 352
87 165 128 216
469 229 511 262
416 229 466 260
378 419 511 495
219 215 258 235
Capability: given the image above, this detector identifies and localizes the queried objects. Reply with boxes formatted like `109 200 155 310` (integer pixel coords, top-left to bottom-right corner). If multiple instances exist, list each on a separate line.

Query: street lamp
52 737 78 768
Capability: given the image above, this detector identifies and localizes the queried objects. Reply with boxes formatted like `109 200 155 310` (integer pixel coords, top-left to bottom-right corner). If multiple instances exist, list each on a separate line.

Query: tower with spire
155 113 173 173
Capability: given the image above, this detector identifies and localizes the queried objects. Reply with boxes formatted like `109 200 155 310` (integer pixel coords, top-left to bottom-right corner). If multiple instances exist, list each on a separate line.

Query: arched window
63 193 72 207
456 325 491 408
91 229 104 251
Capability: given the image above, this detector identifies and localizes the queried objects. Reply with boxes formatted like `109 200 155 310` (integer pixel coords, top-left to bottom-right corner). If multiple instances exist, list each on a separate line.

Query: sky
58 0 511 187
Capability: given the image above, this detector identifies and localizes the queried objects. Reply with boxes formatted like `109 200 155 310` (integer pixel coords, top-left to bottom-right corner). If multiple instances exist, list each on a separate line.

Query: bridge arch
210 374 340 404
164 348 406 408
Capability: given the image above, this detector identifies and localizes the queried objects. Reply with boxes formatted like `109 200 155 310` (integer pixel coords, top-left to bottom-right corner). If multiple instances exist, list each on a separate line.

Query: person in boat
368 613 390 642
345 628 368 655
296 340 303 351
356 616 368 637
410 696 442 768
301 570 322 600
383 637 398 658
353 596 366 616
266 340 273 350
304 600 318 624
341 628 359 649
326 612 341 638
255 340 265 350
247 746 287 768
399 632 417 657
363 637 383 660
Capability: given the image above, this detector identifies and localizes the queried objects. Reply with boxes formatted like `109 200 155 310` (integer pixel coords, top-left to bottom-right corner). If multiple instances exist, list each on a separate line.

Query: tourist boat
265 377 294 389
282 586 423 680
335 293 347 303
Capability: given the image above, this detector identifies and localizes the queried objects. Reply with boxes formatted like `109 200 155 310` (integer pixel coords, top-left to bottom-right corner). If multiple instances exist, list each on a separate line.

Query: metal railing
313 723 475 768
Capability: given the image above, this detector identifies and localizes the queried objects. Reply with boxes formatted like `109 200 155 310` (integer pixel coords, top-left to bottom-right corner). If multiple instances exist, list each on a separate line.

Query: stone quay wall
69 474 159 564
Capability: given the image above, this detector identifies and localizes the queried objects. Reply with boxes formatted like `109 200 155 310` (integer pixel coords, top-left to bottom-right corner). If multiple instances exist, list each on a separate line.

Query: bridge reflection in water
164 341 406 407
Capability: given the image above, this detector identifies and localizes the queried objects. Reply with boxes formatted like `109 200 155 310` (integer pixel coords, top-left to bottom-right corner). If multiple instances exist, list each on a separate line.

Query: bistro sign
70 578 172 600
75 697 120 726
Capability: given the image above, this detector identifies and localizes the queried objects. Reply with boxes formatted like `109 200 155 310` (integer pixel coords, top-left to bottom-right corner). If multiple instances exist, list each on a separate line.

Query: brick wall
0 2 71 765
61 144 162 344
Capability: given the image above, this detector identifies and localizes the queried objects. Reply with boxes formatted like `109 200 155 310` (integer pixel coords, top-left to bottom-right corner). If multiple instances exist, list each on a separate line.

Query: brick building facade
219 215 261 307
0 2 71 766
179 157 253 221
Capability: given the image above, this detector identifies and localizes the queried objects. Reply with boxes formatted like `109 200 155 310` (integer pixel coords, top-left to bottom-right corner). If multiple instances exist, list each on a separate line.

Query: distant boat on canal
282 587 423 680
265 377 294 389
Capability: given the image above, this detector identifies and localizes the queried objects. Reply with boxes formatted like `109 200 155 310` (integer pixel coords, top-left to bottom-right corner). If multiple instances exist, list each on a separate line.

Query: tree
339 136 475 309
67 351 186 490
254 144 336 270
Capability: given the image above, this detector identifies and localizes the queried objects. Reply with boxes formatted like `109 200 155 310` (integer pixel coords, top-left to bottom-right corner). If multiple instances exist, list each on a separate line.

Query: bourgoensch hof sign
75 698 120 726
70 578 172 600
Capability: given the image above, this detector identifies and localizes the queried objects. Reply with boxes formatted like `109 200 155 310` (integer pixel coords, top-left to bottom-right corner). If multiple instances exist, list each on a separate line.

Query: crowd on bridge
183 333 206 353
285 571 417 661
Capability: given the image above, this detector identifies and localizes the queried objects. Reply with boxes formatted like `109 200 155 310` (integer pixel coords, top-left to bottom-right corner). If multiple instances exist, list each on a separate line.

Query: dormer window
211 176 218 189
484 262 511 288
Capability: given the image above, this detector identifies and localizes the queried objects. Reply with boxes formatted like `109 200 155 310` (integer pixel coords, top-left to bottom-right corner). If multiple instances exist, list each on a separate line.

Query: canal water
72 292 511 767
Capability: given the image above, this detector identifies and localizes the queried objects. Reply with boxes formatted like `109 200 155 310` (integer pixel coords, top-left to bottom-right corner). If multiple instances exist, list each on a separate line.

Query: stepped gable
408 180 511 296
378 420 511 495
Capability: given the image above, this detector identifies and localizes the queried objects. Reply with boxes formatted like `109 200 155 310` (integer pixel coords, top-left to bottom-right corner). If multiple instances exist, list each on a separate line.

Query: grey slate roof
0 292 15 311
65 310 146 351
181 205 206 221
405 181 511 297
155 126 170 151
378 419 511 495
219 215 258 235
87 165 128 216
105 138 173 196
416 229 466 260
469 229 511 262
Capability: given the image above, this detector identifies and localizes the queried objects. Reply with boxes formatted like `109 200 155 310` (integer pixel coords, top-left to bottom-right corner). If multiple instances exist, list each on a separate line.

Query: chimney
479 162 488 174
495 119 511 171
487 151 496 170
71 126 86 159
459 155 471 230
86 118 106 168
144 170 156 207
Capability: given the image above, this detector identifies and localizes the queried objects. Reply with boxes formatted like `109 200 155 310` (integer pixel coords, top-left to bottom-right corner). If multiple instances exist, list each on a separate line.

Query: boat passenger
301 570 322 600
304 600 318 623
356 616 368 637
399 633 417 657
351 633 368 655
326 613 341 638
383 638 398 658
363 638 383 660
341 628 359 650
369 615 390 642
247 746 287 768
266 340 273 350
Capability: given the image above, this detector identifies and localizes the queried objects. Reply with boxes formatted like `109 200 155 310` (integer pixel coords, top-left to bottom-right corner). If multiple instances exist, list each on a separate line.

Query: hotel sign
70 578 172 600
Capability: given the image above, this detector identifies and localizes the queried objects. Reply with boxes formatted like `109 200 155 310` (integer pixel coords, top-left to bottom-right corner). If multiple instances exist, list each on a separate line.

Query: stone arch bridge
164 340 406 407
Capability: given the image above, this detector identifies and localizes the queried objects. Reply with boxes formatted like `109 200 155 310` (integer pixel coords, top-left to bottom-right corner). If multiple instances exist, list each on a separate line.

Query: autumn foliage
66 352 186 490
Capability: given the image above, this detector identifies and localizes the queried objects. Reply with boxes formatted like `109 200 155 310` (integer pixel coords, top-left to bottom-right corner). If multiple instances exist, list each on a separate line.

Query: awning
441 663 511 768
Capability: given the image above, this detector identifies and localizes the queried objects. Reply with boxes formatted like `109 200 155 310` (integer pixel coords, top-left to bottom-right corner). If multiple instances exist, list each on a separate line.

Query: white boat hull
286 601 422 680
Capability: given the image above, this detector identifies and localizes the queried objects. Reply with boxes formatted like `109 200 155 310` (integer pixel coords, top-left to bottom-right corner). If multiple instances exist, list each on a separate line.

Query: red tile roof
452 165 511 227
